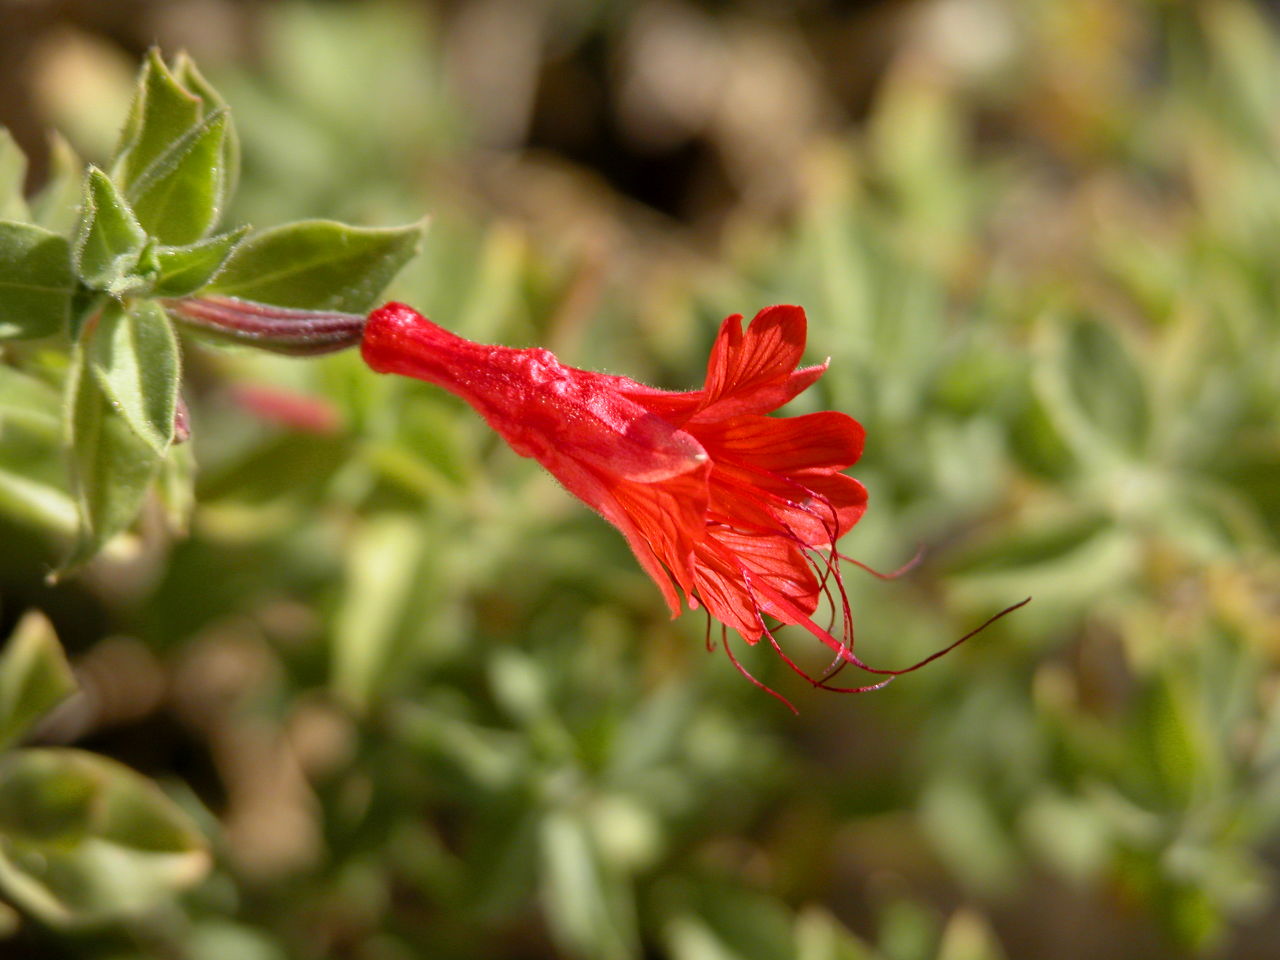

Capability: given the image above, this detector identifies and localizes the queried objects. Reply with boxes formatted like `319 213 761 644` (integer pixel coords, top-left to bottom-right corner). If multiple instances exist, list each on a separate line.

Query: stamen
722 630 798 714
837 543 926 580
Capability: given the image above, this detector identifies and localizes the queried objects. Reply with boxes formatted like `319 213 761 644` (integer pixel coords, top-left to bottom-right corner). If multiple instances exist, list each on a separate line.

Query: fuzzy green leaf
0 748 209 925
0 367 77 534
0 222 72 340
172 51 240 203
151 226 249 297
0 128 30 223
88 300 181 454
0 612 76 753
112 49 205 193
128 110 231 246
72 168 149 294
207 219 424 312
61 345 163 571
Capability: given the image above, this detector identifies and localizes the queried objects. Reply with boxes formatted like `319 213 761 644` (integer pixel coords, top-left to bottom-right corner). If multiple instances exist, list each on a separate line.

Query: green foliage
2 3 1280 958
0 749 209 925
0 222 71 339
72 167 150 296
0 612 74 752
0 615 208 926
206 219 424 312
0 48 424 576
150 226 250 297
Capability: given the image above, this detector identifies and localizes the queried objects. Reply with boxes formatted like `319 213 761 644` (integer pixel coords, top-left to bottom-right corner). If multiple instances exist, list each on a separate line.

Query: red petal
691 527 822 641
543 456 707 618
705 306 805 397
606 305 824 425
707 467 867 547
692 411 865 475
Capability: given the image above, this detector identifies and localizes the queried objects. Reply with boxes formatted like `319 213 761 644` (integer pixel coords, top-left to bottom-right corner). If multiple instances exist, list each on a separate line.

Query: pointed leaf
0 222 72 340
112 49 204 192
935 910 1006 960
72 168 148 293
332 514 422 712
207 219 424 312
657 880 795 960
795 908 881 960
87 301 180 454
0 748 209 925
0 128 30 223
540 810 639 960
31 133 86 234
128 110 230 245
0 367 76 534
0 612 76 752
173 52 240 203
62 345 162 571
151 226 249 297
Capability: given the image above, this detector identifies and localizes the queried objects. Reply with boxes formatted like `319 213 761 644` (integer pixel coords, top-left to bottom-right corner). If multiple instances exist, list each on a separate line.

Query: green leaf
0 368 77 534
0 612 76 752
128 110 230 245
87 301 180 454
0 128 30 223
658 881 795 960
151 226 249 297
30 133 85 234
1061 318 1149 456
935 910 1006 960
0 468 78 537
207 219 424 312
0 748 209 925
0 365 61 438
172 51 240 203
61 345 163 571
1033 313 1150 464
72 168 149 294
795 908 881 960
1135 671 1210 807
540 810 638 960
0 222 72 340
331 514 423 713
112 49 205 193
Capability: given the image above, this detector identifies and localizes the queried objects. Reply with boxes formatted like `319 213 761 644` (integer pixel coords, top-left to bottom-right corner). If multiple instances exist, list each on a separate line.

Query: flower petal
543 456 707 617
608 305 825 424
704 306 806 402
692 411 865 475
707 467 867 547
692 527 821 641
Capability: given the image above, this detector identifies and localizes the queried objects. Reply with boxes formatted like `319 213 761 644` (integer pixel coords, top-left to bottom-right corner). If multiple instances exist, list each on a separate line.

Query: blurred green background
2 0 1280 957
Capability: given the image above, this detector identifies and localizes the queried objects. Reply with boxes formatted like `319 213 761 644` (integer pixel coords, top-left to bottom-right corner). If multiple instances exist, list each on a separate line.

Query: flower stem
161 296 366 356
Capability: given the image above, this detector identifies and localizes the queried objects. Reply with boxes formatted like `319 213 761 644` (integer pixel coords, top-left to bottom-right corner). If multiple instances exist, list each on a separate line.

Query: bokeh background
3 0 1280 957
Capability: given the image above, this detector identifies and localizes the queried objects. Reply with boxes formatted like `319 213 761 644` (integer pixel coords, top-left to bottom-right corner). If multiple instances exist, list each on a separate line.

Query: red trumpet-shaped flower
361 302 1015 701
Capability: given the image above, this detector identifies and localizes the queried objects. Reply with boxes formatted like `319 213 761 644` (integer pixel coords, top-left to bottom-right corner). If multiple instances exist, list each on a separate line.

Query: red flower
361 302 1012 701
